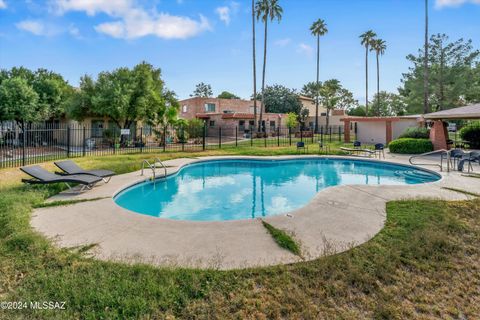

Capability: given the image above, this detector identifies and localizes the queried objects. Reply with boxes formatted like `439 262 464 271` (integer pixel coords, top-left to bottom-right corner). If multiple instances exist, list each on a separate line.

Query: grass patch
442 187 480 197
32 197 108 208
0 151 479 319
261 221 301 256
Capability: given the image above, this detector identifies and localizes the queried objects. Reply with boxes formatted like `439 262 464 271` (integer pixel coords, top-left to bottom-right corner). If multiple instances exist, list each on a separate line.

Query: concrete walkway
31 154 480 270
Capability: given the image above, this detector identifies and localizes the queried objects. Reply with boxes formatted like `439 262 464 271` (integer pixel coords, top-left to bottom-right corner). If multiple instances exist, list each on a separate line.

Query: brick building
179 97 285 136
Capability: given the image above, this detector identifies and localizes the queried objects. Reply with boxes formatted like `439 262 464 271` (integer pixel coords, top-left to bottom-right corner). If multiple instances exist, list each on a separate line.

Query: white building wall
357 122 387 144
392 119 419 140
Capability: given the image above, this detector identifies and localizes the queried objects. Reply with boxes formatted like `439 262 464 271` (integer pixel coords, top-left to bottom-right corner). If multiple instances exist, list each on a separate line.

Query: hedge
399 127 430 139
459 121 480 149
388 138 433 154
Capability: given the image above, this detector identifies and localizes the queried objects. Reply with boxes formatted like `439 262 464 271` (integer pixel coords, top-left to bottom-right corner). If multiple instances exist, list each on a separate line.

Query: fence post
339 126 342 142
329 126 332 143
311 126 314 144
163 126 167 152
320 126 323 144
67 125 71 158
264 131 267 147
83 126 86 157
289 127 292 146
22 121 26 166
277 127 280 147
251 130 253 146
140 127 144 153
218 127 222 149
202 122 206 150
181 126 185 152
235 126 238 147
300 127 303 142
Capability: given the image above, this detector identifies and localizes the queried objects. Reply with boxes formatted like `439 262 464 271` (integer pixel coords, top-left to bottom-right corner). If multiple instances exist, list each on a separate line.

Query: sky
0 0 480 102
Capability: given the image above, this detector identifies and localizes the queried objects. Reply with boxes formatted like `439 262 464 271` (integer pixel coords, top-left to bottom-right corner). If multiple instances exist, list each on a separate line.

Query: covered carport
423 103 480 150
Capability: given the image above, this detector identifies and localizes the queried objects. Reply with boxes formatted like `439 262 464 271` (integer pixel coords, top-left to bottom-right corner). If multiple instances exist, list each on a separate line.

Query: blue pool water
114 159 440 221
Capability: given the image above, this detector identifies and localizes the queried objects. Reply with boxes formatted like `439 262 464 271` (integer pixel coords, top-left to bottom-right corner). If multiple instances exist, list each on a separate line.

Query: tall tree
424 0 429 114
255 0 283 132
400 34 479 114
217 91 240 99
371 91 407 116
310 18 328 133
359 30 377 115
318 79 341 128
371 38 387 116
190 82 213 98
252 0 258 132
0 77 39 128
256 84 303 115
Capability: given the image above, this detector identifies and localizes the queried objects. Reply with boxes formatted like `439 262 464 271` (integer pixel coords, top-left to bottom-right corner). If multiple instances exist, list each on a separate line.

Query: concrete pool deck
31 154 480 270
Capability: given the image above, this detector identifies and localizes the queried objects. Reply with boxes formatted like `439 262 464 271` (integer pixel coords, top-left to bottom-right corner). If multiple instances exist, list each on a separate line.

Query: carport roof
423 104 480 120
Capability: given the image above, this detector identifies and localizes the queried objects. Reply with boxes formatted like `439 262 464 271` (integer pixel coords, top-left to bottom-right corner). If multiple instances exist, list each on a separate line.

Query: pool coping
31 155 479 270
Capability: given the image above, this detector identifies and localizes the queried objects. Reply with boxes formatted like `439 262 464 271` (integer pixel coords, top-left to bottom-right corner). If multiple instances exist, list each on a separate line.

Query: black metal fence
0 121 353 168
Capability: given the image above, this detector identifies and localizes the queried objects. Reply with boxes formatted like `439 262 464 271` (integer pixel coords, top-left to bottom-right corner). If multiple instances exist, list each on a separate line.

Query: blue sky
0 0 479 102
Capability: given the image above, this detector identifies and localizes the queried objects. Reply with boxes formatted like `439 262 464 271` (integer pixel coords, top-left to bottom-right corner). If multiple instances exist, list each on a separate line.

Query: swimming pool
114 158 441 221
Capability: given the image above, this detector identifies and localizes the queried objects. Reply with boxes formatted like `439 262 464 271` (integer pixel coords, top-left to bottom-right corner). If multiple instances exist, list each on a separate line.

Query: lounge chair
55 160 115 183
340 147 375 157
21 165 102 191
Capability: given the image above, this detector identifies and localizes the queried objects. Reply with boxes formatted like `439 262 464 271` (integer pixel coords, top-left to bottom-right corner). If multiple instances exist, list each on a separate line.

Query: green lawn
0 149 479 319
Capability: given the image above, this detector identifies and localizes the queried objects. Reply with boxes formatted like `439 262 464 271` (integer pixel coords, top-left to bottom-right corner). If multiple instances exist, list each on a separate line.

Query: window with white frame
204 103 215 112
182 105 188 113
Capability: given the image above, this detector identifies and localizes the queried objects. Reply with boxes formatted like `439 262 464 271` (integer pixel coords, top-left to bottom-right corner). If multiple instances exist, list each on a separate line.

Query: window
309 122 314 128
91 120 104 138
205 103 215 112
249 120 255 126
249 106 257 113
182 105 188 113
270 121 276 130
209 120 215 127
321 112 327 116
239 120 245 126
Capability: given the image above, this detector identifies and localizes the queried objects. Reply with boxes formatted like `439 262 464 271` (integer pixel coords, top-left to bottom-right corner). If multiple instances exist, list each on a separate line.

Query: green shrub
388 138 433 154
459 121 480 149
399 127 430 139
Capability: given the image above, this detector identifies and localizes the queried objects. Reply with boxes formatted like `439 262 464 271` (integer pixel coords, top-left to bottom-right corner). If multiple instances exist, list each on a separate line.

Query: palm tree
255 0 283 133
424 0 430 114
310 18 328 133
370 38 387 116
252 0 257 131
359 30 377 115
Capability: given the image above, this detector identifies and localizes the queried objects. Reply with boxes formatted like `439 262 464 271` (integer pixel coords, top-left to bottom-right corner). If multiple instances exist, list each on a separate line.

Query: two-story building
179 97 285 135
298 95 347 128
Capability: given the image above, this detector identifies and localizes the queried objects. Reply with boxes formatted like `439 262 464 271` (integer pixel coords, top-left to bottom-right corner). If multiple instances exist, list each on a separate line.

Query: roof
423 104 480 120
340 115 422 122
221 113 255 120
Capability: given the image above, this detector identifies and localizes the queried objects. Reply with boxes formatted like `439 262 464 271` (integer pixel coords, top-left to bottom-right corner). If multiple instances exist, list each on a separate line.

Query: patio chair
296 142 308 153
442 149 465 169
353 141 361 149
457 151 480 173
374 143 385 159
55 160 115 183
21 165 102 191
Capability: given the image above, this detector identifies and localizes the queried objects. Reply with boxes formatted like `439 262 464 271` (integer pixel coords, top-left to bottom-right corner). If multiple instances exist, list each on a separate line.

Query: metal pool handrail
140 158 168 181
409 149 450 172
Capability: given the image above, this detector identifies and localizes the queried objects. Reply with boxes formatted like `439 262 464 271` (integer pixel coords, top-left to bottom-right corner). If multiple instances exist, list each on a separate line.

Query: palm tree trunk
376 52 380 116
423 0 429 114
315 34 320 133
365 45 369 115
252 0 257 131
259 19 268 134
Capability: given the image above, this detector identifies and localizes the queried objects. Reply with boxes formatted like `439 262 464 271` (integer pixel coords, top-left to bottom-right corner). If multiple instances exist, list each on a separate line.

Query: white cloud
274 38 291 47
215 1 239 26
50 0 211 39
0 0 7 10
436 0 480 7
297 43 313 57
215 6 230 25
16 20 61 36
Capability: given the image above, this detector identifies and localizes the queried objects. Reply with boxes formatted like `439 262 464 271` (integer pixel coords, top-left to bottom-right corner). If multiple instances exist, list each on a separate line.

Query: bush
399 127 430 139
459 121 480 149
388 138 433 154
